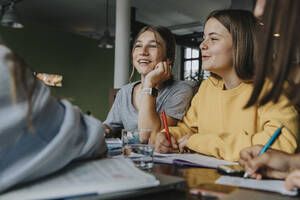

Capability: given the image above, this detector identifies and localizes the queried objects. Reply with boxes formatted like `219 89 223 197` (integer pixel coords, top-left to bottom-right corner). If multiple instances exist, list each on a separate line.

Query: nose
200 40 207 50
140 46 149 56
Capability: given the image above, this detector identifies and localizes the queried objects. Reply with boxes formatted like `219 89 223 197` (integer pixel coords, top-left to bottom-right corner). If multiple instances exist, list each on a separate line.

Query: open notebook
106 137 236 169
153 153 237 168
115 152 237 168
0 158 160 200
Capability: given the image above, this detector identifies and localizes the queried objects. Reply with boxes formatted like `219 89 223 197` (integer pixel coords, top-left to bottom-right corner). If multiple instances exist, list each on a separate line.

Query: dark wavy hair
245 0 300 111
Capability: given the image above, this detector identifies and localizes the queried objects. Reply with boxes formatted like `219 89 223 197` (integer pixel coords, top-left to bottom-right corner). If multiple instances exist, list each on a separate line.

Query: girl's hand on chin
144 61 172 88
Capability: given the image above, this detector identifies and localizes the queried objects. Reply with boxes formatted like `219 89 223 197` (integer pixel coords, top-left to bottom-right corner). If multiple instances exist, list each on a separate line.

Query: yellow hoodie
168 76 299 161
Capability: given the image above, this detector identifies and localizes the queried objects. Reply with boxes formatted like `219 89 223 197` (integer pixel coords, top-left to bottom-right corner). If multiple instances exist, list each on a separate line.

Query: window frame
180 46 202 81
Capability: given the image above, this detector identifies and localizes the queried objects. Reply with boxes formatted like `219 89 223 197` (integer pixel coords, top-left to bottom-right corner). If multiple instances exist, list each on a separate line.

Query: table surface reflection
130 163 299 200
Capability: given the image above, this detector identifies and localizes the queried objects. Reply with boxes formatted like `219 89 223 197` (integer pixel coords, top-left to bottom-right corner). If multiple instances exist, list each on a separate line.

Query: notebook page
154 153 236 168
216 176 297 196
0 158 159 200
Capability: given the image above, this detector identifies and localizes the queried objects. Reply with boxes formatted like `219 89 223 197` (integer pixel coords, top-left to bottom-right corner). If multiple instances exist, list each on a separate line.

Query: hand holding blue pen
243 125 284 178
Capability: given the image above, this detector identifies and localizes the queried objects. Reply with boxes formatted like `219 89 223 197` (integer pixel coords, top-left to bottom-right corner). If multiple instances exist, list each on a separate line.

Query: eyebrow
206 32 222 37
135 40 161 45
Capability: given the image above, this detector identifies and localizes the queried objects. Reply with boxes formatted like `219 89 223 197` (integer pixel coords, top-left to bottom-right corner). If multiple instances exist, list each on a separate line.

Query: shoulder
119 81 139 92
166 80 193 92
0 45 12 72
160 80 193 102
192 77 222 100
204 76 222 88
259 79 297 109
116 81 137 97
0 44 11 58
256 78 289 105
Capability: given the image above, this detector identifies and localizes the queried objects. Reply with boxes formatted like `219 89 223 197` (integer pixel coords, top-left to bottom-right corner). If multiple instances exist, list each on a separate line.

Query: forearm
138 94 161 135
288 154 300 171
187 132 252 161
168 121 196 141
187 126 298 162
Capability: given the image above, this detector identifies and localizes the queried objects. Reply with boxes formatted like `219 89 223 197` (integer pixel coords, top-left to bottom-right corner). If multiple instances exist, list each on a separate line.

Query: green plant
185 70 205 86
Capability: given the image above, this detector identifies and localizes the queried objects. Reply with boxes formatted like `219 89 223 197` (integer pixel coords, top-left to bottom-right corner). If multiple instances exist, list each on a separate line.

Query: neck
221 70 242 90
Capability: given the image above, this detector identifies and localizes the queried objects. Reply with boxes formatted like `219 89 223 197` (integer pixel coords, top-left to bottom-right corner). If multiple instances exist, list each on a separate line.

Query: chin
201 65 211 71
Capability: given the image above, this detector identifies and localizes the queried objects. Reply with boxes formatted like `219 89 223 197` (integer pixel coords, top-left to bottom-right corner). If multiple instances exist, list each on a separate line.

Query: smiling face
132 30 166 76
200 18 233 77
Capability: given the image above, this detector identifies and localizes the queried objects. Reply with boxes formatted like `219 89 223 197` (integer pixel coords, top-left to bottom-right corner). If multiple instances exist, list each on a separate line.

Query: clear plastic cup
121 130 154 169
123 144 154 170
121 129 152 145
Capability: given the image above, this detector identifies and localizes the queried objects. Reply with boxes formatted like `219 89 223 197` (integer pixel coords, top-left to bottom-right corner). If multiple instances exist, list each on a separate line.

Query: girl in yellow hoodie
154 9 299 162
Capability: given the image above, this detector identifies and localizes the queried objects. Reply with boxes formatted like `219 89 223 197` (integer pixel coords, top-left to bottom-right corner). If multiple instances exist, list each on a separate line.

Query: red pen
161 109 172 148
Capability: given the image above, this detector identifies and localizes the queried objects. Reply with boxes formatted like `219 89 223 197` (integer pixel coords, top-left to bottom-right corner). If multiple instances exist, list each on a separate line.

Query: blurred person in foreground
0 38 107 193
239 0 300 191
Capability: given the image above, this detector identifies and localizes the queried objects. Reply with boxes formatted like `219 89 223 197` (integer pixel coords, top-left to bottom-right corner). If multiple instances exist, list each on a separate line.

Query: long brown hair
129 25 176 84
206 9 257 82
245 0 300 110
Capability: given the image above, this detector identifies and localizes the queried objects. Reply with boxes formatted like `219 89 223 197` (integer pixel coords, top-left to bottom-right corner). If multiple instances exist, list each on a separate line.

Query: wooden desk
152 164 220 187
149 164 227 200
128 163 299 200
68 158 298 200
106 148 298 200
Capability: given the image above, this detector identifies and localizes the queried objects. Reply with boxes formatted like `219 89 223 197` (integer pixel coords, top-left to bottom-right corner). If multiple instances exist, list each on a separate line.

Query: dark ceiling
1 0 254 47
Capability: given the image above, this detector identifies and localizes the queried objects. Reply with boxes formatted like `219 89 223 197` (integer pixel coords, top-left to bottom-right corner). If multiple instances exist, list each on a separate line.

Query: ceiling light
98 30 114 48
98 0 114 48
1 2 23 29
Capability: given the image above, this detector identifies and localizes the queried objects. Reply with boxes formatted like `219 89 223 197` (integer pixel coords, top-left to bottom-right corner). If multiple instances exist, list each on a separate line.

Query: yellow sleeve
168 90 200 140
254 94 299 153
187 94 299 162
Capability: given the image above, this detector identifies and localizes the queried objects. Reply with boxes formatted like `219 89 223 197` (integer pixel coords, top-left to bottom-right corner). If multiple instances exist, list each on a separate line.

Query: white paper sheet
153 153 237 168
0 158 159 200
114 152 236 168
216 176 298 196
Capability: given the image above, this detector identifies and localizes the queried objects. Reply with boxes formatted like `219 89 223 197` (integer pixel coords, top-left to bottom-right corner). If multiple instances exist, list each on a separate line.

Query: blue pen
243 125 284 178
